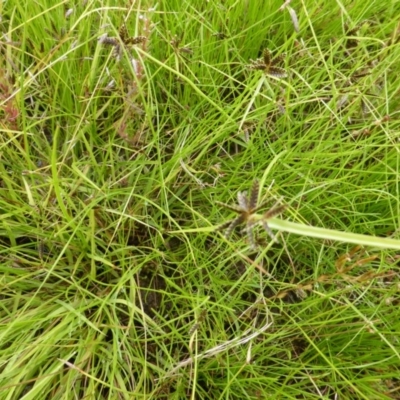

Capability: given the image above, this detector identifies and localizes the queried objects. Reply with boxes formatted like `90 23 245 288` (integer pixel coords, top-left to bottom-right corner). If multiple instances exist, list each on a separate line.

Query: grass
1 0 400 398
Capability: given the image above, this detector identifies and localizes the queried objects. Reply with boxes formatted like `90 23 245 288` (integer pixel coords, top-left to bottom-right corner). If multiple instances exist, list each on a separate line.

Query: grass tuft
1 0 400 398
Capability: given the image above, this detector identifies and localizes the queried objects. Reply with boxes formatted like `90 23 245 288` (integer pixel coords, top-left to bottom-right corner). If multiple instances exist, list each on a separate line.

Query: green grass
1 0 400 398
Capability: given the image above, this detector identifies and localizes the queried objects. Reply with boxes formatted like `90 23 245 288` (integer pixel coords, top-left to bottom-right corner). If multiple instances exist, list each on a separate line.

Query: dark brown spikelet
264 204 287 219
248 180 259 211
126 36 147 45
248 62 267 71
119 25 129 42
189 310 207 335
99 36 119 46
215 212 246 238
263 48 271 66
262 204 287 243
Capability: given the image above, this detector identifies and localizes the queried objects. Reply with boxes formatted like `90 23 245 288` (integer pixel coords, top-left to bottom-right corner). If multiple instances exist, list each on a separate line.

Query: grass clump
1 0 400 398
